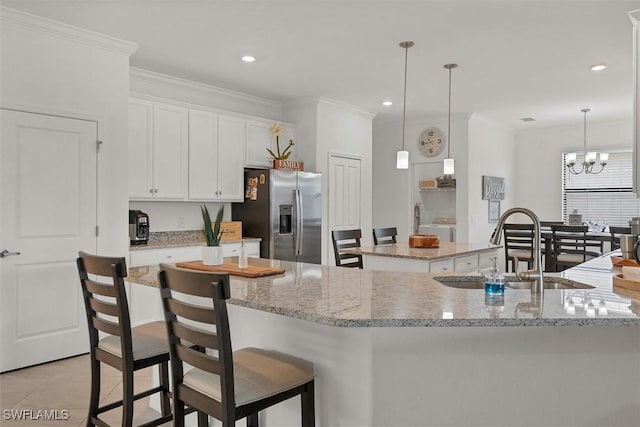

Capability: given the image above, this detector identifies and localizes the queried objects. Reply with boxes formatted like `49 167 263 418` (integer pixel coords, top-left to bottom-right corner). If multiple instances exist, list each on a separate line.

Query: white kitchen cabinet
128 98 188 200
188 109 218 200
362 249 499 274
429 259 454 273
152 103 188 199
128 98 153 199
189 111 245 201
453 254 479 273
246 120 273 168
129 241 261 267
129 246 203 267
246 119 295 168
216 115 246 200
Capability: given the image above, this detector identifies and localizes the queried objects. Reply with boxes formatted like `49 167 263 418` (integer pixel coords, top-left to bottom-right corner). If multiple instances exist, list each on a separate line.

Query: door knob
0 249 21 258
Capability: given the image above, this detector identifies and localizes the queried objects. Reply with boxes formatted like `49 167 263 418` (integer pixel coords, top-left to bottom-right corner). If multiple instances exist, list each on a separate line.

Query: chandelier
565 108 608 175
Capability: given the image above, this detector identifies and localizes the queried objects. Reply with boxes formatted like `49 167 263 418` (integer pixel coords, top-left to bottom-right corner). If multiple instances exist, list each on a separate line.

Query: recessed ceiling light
241 55 256 63
520 117 536 122
590 63 607 71
382 101 393 106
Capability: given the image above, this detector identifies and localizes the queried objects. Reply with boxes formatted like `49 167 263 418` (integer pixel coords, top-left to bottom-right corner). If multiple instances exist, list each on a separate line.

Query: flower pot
202 246 224 266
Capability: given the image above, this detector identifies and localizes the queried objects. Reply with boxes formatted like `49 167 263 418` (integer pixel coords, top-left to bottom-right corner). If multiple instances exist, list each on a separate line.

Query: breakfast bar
128 255 640 426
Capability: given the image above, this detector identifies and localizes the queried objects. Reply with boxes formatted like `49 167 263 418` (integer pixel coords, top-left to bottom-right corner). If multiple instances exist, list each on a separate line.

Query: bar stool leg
301 381 315 427
87 358 100 427
246 413 258 427
159 362 171 416
121 369 134 427
198 411 209 426
174 400 185 427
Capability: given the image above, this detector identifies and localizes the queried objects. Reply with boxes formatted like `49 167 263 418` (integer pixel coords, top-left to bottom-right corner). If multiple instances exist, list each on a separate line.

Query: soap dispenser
484 258 505 296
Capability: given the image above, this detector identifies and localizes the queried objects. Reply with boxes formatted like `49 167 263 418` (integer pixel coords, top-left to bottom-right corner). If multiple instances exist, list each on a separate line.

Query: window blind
562 150 639 226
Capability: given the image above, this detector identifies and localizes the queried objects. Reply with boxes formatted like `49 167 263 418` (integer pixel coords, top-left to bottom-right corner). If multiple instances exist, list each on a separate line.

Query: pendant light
443 63 457 176
565 108 608 174
396 41 414 169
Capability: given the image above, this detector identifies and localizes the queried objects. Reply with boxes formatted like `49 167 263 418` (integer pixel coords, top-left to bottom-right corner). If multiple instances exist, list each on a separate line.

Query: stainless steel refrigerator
231 169 322 264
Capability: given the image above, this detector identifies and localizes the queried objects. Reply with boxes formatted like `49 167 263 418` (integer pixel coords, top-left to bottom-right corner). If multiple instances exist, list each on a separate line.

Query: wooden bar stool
158 264 315 427
372 227 398 245
77 252 173 427
331 229 363 268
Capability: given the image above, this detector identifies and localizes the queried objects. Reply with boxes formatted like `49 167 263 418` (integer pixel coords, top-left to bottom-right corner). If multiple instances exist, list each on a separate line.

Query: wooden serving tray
175 261 285 278
612 274 640 292
610 256 640 267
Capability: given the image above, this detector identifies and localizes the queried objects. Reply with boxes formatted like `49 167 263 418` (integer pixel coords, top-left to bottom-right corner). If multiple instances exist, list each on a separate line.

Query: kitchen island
128 255 640 426
342 241 501 273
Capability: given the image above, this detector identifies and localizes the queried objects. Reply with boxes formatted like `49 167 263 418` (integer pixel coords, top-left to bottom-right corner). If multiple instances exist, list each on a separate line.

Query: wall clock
418 127 446 157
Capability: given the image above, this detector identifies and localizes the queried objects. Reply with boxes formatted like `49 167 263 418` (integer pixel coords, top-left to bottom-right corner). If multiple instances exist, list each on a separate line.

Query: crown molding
374 112 472 127
0 6 138 55
130 67 283 109
317 97 377 119
284 96 376 119
468 113 517 134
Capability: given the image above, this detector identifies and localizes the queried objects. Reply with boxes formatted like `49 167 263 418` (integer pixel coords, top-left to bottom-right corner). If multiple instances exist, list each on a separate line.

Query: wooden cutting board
175 261 285 278
612 274 640 292
610 256 640 267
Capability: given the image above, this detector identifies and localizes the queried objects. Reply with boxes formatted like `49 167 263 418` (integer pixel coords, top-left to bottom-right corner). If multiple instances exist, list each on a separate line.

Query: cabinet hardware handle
149 189 153 193
0 249 21 258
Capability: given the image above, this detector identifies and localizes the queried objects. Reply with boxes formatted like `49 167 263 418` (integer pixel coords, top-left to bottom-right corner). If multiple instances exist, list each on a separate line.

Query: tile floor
0 354 170 426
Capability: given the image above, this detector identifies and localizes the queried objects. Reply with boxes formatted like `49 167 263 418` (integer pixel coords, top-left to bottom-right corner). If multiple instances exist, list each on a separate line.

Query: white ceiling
3 0 639 129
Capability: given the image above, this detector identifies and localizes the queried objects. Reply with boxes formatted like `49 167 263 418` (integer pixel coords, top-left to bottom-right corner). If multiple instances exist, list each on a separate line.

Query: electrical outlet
177 216 185 229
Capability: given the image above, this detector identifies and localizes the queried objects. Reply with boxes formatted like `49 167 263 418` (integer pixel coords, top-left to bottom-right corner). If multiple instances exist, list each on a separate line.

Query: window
562 150 639 227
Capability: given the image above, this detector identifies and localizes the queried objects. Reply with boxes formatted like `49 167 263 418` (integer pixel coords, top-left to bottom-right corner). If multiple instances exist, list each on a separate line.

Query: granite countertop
342 242 500 260
127 254 640 327
130 230 261 251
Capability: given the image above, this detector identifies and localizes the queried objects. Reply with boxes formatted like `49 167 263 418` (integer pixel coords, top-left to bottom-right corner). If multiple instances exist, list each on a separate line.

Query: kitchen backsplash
129 201 229 232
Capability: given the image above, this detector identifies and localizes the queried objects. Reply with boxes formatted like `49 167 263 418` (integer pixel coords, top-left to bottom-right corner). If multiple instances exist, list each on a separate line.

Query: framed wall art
488 199 501 223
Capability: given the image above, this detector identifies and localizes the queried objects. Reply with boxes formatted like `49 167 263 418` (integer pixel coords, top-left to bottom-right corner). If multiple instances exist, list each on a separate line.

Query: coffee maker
129 210 149 245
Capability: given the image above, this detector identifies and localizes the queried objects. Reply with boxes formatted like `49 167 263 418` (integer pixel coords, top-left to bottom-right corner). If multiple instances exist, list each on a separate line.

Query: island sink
433 275 595 290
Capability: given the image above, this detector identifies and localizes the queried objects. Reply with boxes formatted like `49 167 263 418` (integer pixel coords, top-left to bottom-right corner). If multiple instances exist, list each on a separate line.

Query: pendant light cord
583 109 588 155
447 66 452 159
401 45 408 151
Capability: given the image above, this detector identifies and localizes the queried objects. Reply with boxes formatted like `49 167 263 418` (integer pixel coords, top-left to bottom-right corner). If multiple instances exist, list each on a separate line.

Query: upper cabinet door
152 103 188 200
128 99 153 199
217 115 246 201
246 120 274 168
188 109 218 200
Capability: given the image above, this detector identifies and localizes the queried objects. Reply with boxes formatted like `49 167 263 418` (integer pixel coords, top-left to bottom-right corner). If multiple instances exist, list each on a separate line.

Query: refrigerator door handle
295 189 303 256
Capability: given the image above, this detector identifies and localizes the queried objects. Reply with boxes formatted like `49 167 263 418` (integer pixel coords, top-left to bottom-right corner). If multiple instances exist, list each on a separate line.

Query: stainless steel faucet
489 207 544 293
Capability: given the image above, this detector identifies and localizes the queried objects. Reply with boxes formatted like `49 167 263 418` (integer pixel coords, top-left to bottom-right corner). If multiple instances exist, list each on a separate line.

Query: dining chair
502 223 535 273
76 251 173 427
372 227 398 245
158 264 315 427
551 225 602 271
609 226 632 251
331 229 363 268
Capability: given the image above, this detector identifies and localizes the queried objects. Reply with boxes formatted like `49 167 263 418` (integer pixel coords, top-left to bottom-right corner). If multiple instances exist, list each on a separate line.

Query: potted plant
201 204 225 265
267 123 303 171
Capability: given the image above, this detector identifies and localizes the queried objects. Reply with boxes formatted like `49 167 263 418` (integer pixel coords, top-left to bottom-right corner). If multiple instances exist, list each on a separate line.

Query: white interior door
328 154 362 264
1 110 97 372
